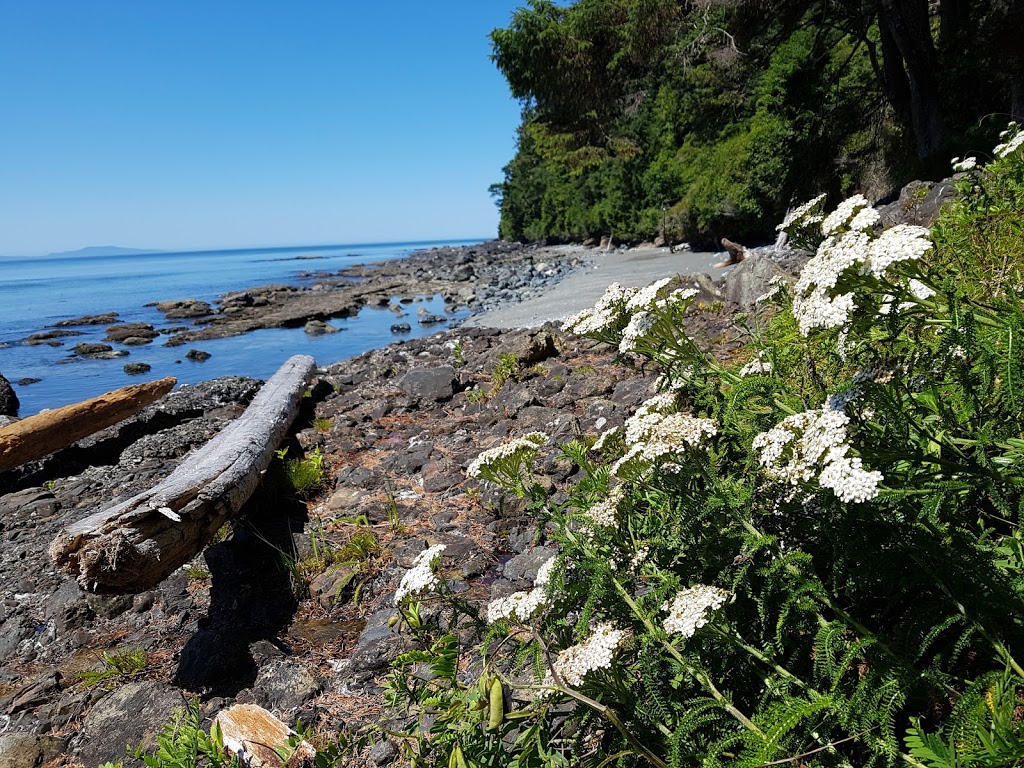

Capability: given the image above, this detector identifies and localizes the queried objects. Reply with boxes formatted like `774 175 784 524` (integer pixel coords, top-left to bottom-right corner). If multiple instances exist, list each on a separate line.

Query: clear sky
0 1 529 255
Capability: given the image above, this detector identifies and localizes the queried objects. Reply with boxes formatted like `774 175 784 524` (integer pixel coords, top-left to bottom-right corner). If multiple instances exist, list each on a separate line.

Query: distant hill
47 245 164 258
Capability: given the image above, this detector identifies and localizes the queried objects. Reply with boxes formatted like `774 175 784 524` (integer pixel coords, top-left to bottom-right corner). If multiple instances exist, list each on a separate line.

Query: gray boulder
721 255 792 308
399 366 456 402
72 681 185 766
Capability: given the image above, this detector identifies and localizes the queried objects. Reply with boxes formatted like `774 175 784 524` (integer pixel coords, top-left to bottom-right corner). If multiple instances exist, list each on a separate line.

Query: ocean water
0 240 481 416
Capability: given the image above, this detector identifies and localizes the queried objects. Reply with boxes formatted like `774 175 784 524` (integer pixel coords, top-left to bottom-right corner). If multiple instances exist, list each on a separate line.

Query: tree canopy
489 0 1023 245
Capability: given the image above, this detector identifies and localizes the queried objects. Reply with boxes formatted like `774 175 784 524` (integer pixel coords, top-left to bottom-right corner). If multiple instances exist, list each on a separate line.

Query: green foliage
489 0 1011 245
380 137 1024 767
491 352 521 391
133 699 239 768
312 417 332 434
284 447 325 499
77 648 148 688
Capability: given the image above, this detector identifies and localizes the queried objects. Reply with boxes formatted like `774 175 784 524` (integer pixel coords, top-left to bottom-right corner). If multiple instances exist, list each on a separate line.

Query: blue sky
0 2 530 255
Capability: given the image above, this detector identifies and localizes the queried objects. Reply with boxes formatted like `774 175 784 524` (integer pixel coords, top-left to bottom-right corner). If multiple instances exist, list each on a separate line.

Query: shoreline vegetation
2 126 1022 767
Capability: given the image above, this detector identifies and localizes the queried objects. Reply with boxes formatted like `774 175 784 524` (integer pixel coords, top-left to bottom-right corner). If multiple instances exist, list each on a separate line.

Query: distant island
47 245 164 258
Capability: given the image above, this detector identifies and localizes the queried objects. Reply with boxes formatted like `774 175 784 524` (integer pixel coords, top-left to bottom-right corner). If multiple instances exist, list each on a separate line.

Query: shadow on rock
174 489 304 696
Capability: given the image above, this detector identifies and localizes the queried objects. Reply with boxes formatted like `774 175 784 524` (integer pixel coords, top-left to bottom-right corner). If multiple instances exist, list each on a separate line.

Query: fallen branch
49 354 317 593
0 377 176 472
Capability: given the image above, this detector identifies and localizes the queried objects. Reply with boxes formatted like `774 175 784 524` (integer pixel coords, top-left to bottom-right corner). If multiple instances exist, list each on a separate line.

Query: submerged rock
0 373 19 416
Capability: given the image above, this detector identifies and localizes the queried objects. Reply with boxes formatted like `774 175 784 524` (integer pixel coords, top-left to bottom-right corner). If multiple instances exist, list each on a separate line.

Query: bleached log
213 704 316 768
49 354 317 593
0 378 176 472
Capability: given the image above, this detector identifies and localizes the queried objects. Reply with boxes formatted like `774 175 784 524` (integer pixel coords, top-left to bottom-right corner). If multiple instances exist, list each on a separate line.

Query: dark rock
154 299 213 319
399 366 456 403
417 313 447 325
3 671 63 715
390 323 412 334
384 442 434 474
85 593 133 620
879 179 959 229
503 547 557 582
73 342 116 357
0 733 67 768
370 739 398 766
253 660 324 713
304 320 339 335
72 681 186 766
350 609 410 672
45 580 93 634
124 362 152 375
186 349 211 362
105 322 158 343
509 331 558 367
24 329 83 345
15 378 41 387
0 374 19 416
53 312 119 327
0 488 60 523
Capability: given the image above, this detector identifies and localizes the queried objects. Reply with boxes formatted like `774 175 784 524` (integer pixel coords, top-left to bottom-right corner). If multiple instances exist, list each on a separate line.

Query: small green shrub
491 352 520 390
312 417 332 433
78 648 148 688
284 447 325 499
133 699 239 768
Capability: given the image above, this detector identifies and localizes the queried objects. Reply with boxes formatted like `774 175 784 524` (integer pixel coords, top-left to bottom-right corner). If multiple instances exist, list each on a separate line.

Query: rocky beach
0 181 944 767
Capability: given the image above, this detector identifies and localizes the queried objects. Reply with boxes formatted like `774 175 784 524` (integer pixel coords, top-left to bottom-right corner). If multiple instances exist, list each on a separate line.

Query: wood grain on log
49 355 316 593
213 704 316 768
0 377 176 472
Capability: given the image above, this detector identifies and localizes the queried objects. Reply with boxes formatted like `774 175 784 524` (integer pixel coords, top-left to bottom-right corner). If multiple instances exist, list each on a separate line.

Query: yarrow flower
662 585 729 638
994 123 1024 158
821 194 870 236
848 206 881 232
777 194 826 231
625 277 674 312
864 224 932 278
562 283 636 335
542 622 630 689
394 544 446 604
487 555 556 624
592 426 621 453
583 485 624 528
611 394 717 478
619 310 656 354
752 403 882 503
739 355 772 377
951 156 978 172
467 432 547 489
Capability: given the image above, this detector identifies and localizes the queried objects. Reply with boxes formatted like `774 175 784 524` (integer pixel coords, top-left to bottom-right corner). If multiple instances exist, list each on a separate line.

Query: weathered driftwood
0 377 176 472
49 354 316 593
213 704 315 768
715 237 749 268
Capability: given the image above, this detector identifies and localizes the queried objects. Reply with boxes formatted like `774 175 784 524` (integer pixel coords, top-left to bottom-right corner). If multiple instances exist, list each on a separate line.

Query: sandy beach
463 246 724 329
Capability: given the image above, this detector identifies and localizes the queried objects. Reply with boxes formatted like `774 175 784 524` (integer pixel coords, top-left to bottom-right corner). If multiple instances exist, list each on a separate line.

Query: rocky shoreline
0 263 774 767
0 179 949 766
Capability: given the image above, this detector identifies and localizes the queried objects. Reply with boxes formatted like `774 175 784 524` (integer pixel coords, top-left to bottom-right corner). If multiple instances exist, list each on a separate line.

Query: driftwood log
213 704 316 768
714 237 749 268
0 377 176 472
49 354 317 593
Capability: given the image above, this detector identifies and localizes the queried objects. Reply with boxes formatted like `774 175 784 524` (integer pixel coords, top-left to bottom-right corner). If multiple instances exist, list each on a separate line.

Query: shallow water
0 240 480 415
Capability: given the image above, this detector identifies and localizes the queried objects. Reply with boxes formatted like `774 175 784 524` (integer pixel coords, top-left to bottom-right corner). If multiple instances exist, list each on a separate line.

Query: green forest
488 0 1024 246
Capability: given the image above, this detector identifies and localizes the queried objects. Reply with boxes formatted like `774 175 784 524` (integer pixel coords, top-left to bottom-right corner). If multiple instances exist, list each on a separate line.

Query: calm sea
0 240 482 416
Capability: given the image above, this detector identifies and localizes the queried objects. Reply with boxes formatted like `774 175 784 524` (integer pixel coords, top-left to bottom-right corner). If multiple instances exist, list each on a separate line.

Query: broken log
714 237 749 268
213 704 316 768
0 377 177 472
49 354 317 593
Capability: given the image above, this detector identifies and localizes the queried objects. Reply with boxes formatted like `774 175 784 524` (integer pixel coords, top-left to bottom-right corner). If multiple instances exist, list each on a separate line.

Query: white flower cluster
625 277 674 311
583 485 624 528
791 230 867 334
592 425 621 452
951 156 977 172
394 544 446 604
755 275 788 304
466 432 548 480
821 194 870 236
486 555 556 624
545 622 630 688
995 122 1024 158
662 584 729 638
612 409 718 478
563 283 633 335
848 206 881 232
738 355 772 377
789 199 934 334
864 224 933 278
619 310 656 354
776 193 826 231
752 404 883 503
